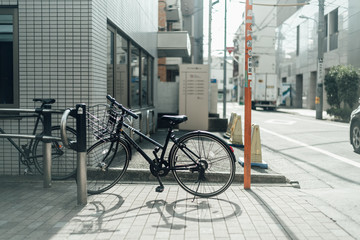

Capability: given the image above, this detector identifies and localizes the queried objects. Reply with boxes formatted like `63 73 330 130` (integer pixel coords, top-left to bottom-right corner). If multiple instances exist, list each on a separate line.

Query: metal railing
0 107 62 188
0 104 88 205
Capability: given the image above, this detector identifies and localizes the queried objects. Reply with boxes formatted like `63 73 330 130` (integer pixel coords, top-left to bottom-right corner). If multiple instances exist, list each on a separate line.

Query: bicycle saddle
33 98 56 104
161 115 188 125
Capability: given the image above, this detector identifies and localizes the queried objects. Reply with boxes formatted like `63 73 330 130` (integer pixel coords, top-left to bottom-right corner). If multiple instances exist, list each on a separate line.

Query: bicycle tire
87 137 130 195
33 126 77 180
169 131 235 198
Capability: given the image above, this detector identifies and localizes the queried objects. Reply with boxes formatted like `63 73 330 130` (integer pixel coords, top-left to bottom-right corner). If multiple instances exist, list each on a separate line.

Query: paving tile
0 182 356 239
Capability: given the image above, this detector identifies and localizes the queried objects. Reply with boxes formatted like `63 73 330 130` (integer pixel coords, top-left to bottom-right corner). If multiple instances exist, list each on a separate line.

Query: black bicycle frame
0 114 43 163
121 122 170 168
120 121 201 171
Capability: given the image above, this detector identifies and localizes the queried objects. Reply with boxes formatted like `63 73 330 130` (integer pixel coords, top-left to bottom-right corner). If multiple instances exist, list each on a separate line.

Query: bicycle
86 95 236 198
0 98 77 180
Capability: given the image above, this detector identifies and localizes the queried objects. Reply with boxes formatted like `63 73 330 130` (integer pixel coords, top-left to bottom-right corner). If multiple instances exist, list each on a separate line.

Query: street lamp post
223 0 227 118
208 0 219 115
316 0 325 119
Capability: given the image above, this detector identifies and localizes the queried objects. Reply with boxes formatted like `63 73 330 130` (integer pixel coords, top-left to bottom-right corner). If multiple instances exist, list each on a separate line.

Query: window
329 8 338 51
115 33 128 106
106 23 154 108
107 27 115 99
141 52 148 106
0 9 18 108
130 43 140 107
148 58 154 106
324 8 338 52
107 27 129 106
166 69 178 82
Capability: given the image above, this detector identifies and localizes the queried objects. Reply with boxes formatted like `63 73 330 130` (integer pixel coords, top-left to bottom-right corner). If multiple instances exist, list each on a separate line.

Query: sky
203 0 245 58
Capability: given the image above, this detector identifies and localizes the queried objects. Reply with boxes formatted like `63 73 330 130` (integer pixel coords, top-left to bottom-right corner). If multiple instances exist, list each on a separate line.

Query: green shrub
326 107 352 122
324 67 340 108
324 65 359 121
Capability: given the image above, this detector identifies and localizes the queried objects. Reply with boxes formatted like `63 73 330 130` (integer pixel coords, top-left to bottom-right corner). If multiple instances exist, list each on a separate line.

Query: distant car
350 98 360 153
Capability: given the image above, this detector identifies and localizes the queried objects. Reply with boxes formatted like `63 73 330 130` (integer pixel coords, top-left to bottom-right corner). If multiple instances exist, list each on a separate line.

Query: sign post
244 0 253 189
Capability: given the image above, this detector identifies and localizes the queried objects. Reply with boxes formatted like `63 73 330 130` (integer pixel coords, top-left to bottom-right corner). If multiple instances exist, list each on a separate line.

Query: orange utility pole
244 0 253 189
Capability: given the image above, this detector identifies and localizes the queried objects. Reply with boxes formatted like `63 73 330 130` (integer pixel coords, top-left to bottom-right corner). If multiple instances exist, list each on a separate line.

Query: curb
122 168 287 184
0 170 288 185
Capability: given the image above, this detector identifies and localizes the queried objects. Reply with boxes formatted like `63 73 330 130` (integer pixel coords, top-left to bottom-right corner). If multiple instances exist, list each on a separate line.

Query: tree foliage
324 65 359 121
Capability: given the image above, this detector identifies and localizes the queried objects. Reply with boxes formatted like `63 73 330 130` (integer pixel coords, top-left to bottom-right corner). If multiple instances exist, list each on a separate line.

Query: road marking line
262 127 360 168
279 115 348 128
265 119 296 125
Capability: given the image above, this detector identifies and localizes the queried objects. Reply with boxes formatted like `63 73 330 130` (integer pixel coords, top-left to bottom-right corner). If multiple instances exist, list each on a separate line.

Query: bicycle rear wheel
87 138 130 194
169 131 235 198
33 126 77 180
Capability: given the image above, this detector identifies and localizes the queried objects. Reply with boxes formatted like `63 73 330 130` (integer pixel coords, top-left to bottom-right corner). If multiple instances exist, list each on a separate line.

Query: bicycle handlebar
106 95 139 119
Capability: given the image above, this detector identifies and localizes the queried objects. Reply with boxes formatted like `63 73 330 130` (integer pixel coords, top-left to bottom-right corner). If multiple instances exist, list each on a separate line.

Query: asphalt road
221 102 360 238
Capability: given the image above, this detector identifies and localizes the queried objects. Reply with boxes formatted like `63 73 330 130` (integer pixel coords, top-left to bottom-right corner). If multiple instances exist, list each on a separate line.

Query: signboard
179 64 209 130
317 58 323 83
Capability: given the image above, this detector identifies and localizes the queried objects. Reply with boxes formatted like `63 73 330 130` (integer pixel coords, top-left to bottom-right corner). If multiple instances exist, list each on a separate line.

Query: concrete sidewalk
0 133 356 239
0 106 355 239
0 180 354 240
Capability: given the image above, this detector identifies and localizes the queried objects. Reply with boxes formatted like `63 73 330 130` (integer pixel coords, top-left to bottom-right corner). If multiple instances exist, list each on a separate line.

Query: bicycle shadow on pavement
69 193 125 235
165 198 242 223
68 194 242 234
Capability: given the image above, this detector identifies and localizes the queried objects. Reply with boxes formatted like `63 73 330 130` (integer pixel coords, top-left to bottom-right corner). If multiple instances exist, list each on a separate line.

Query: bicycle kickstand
155 174 164 193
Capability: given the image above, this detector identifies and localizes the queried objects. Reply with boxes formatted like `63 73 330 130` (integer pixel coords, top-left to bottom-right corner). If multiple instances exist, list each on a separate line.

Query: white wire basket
86 104 118 140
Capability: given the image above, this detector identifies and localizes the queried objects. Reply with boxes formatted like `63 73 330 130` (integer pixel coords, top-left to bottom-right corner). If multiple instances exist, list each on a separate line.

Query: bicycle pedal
97 162 107 171
155 186 164 193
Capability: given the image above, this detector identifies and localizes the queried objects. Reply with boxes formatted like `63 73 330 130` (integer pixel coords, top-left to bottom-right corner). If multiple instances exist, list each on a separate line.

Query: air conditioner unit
166 0 179 10
166 0 181 22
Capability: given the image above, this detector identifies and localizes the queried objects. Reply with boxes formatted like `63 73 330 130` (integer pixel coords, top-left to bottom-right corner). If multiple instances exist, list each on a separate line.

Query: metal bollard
42 105 52 188
76 104 87 205
43 142 52 188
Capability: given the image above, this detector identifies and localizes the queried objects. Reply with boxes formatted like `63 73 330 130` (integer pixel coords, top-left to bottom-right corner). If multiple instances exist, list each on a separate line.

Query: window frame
106 22 154 109
148 57 154 106
140 50 149 106
129 42 140 108
0 8 19 108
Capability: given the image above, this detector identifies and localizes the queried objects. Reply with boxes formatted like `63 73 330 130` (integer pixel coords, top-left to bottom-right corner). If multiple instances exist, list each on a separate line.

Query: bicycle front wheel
169 131 235 198
87 138 130 194
33 126 77 180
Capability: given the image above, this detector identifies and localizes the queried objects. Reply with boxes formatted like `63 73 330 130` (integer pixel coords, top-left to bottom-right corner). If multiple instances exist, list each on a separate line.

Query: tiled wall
0 0 158 175
18 0 92 110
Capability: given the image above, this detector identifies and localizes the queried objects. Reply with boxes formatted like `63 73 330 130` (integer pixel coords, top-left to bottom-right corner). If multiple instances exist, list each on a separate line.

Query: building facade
232 0 278 105
209 56 234 102
0 0 158 175
276 0 360 109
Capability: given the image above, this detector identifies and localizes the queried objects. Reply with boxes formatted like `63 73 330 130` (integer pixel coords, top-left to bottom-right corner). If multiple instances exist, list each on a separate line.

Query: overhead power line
237 1 310 7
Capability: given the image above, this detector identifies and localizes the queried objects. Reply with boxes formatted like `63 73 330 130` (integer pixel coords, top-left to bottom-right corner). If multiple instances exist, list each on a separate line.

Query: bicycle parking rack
128 109 155 140
60 104 87 205
0 106 62 188
146 109 155 136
